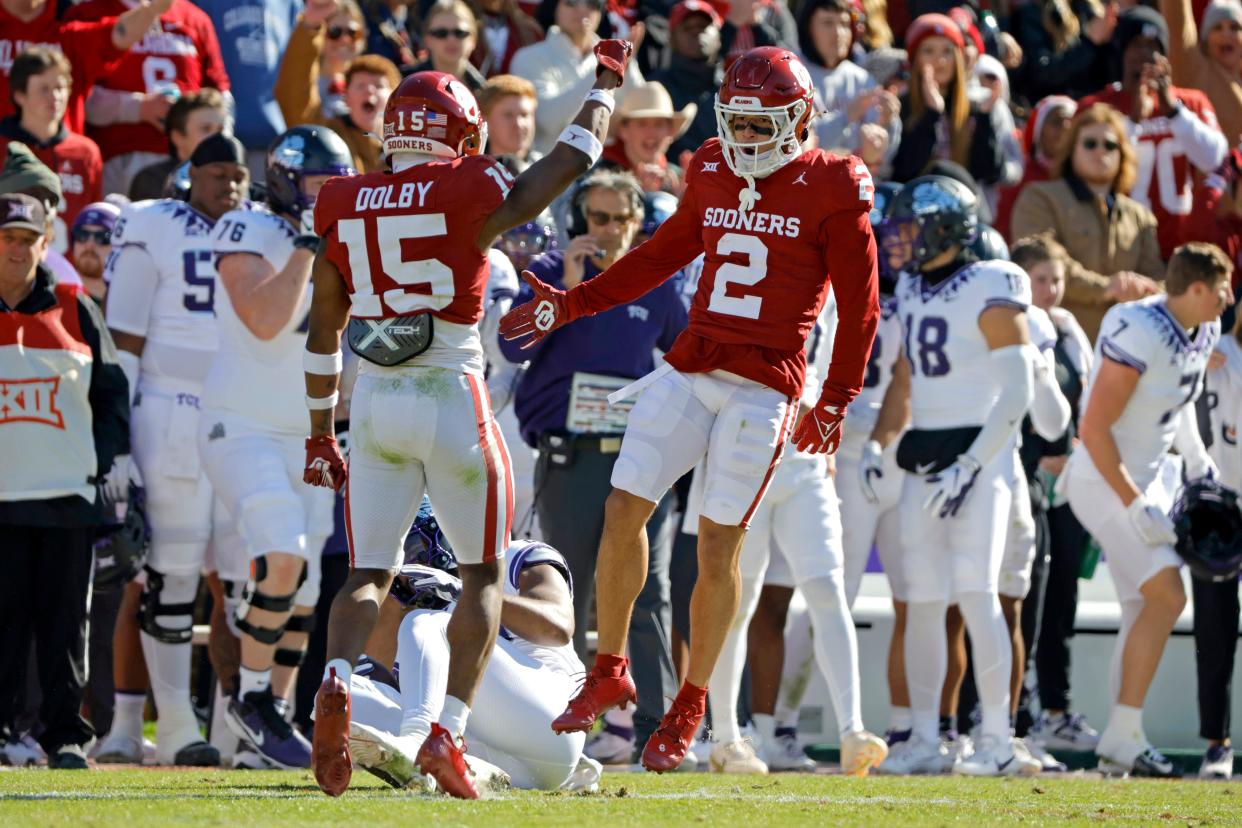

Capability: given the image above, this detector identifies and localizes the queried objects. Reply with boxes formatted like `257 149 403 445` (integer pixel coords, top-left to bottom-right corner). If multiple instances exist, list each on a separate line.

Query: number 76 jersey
313 154 516 373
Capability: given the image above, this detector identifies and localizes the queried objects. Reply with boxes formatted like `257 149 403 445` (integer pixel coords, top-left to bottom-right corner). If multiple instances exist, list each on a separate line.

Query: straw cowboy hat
614 82 697 140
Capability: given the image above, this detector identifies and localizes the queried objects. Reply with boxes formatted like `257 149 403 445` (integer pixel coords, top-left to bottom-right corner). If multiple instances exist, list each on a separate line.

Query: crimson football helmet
714 47 815 182
382 71 487 160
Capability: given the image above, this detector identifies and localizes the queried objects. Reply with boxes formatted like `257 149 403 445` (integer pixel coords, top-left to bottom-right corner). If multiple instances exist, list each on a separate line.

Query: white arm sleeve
103 244 160 338
85 84 143 126
1169 104 1228 172
1029 346 1071 441
1175 402 1215 480
117 349 140 406
964 344 1035 466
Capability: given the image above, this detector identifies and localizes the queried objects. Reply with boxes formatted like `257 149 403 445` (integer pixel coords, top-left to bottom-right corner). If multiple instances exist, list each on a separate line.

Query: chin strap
738 173 762 215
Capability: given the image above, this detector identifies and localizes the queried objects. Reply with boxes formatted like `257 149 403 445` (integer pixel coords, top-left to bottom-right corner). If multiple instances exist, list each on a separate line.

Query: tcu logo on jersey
0 378 64 428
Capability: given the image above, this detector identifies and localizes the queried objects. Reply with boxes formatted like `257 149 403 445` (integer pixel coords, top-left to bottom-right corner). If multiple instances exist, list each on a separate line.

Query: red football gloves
791 400 847 455
498 271 577 349
593 39 634 86
304 435 347 491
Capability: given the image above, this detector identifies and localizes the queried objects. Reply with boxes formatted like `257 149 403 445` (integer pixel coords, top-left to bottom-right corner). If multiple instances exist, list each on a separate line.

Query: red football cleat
416 723 479 800
312 668 352 797
641 696 704 773
551 664 637 734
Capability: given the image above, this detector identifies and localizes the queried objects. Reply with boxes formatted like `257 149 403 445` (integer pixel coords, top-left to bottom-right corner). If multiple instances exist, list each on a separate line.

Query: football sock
140 570 201 752
439 695 470 739
595 653 628 676
774 599 814 730
398 613 449 740
905 599 948 743
1109 600 1142 705
111 691 146 741
889 706 912 732
238 667 271 699
324 658 353 685
1106 704 1144 744
957 591 1012 741
708 574 763 745
801 573 864 735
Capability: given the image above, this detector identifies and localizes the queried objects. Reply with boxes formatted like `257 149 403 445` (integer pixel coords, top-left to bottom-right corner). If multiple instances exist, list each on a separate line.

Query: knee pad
139 566 200 644
234 556 307 645
273 614 316 668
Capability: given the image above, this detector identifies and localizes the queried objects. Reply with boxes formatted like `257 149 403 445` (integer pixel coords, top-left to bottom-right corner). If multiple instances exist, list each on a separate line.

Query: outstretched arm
476 40 633 249
304 247 351 441
111 0 173 49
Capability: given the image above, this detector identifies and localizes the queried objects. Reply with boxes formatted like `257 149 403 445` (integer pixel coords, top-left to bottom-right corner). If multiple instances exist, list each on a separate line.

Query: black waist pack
897 426 982 475
347 313 433 366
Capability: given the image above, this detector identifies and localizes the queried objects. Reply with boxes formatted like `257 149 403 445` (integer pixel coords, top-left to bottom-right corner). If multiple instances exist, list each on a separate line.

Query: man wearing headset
497 167 687 764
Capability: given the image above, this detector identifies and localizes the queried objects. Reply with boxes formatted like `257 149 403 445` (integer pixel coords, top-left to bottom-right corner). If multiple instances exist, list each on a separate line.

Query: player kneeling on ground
1063 242 1233 777
345 503 599 792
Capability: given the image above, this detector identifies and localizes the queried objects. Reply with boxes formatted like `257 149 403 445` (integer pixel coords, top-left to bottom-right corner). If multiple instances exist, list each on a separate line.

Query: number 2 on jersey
708 233 768 319
337 215 456 317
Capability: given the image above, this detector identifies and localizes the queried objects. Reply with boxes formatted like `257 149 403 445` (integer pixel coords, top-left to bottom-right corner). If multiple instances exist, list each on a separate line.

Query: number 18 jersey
313 155 516 375
894 259 1032 430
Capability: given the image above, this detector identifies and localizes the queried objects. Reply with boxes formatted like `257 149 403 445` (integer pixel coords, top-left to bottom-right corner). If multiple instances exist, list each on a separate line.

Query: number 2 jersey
1077 295 1219 490
894 259 1032 430
313 154 517 376
562 139 879 402
201 206 310 433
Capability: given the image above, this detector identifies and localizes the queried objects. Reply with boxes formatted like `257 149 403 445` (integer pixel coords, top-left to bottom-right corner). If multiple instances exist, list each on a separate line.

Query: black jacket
892 94 1006 186
0 265 130 526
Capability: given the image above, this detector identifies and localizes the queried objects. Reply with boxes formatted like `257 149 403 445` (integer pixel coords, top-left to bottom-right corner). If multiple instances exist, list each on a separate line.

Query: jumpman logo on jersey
701 162 719 173
793 171 809 186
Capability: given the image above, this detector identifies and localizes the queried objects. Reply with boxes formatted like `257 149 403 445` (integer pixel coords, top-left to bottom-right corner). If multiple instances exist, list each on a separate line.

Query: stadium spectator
498 169 684 763
970 53 1024 212
1009 0 1119 102
797 0 900 161
647 0 723 162
511 0 645 155
471 0 545 77
720 0 797 67
276 42 400 173
196 0 302 169
0 0 176 135
1010 103 1164 341
1162 0 1242 146
360 0 417 66
1080 6 1228 259
0 48 103 249
477 74 539 165
0 192 130 770
601 81 692 195
890 14 1006 186
995 95 1076 241
405 0 488 92
128 89 227 202
69 201 120 303
0 141 81 288
68 0 232 198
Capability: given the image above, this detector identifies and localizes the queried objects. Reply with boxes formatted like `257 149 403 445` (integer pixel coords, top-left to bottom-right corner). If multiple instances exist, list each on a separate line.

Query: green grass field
2 768 1240 826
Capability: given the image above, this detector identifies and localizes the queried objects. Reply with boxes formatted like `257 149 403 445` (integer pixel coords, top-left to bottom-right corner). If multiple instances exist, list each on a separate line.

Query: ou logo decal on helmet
789 56 812 91
534 299 557 331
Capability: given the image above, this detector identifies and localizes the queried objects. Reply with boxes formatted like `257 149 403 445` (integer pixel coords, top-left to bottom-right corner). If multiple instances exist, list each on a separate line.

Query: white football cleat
840 730 888 777
876 734 950 775
1032 711 1099 751
763 731 816 772
710 739 769 774
348 722 430 790
1020 737 1066 772
953 735 1038 777
94 732 143 765
0 734 45 767
462 751 513 795
560 755 603 792
1199 745 1233 780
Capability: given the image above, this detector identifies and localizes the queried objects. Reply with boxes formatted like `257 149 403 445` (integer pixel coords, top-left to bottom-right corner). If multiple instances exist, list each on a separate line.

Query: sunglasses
72 227 111 245
563 0 605 7
327 23 362 41
427 27 472 39
1080 137 1121 152
587 210 635 226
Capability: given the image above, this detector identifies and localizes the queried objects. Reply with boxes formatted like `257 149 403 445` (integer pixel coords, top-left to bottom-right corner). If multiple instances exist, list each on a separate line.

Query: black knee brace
233 557 308 645
138 566 197 645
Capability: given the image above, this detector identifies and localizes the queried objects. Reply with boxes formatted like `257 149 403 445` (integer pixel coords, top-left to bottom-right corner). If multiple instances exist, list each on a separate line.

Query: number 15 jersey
313 155 517 376
562 139 879 402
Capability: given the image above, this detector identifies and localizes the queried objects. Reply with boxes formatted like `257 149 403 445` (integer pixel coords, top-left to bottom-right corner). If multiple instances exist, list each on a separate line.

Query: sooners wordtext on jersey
314 155 515 325
567 139 878 401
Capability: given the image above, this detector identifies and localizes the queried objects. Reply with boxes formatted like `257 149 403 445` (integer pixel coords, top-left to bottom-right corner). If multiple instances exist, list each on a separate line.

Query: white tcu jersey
895 260 1032 429
801 288 838 407
1026 305 1057 355
202 206 310 433
105 199 226 390
845 295 903 438
1206 335 1242 492
1082 295 1219 489
501 540 582 676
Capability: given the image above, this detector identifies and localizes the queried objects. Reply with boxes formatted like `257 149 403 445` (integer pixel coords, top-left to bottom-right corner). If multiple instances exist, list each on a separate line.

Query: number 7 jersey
313 154 516 375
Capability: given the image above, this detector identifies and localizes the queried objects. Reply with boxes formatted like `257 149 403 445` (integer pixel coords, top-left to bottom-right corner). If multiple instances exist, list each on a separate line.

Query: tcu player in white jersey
197 126 357 769
701 294 888 776
1064 243 1232 776
301 44 634 799
103 134 251 767
872 176 1039 777
345 504 595 792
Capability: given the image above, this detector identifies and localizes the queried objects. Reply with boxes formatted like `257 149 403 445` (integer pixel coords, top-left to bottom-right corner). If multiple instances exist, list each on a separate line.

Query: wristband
303 348 342 375
305 391 340 410
558 124 604 165
293 235 320 252
585 88 615 114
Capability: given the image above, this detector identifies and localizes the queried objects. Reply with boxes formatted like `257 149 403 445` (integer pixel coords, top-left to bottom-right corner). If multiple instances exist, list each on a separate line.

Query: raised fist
594 39 634 86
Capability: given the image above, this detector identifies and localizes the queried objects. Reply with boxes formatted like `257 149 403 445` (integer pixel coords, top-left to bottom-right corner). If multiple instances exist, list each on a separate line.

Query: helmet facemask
714 95 808 185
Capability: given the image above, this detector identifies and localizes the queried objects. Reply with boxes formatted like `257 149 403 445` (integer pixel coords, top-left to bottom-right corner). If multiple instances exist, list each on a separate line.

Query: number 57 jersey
313 154 516 375
565 139 879 401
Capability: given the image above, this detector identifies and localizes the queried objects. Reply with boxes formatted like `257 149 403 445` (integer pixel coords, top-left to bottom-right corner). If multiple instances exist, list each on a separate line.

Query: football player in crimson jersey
500 46 880 773
301 41 634 799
